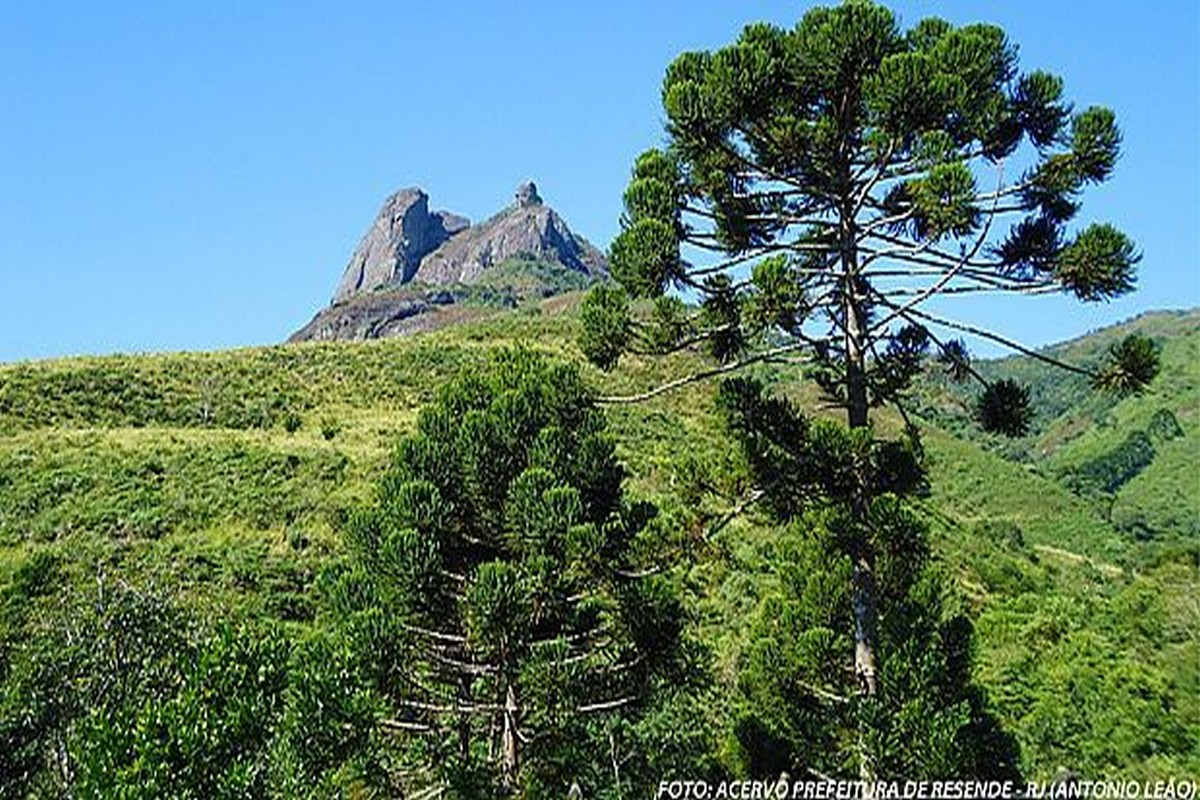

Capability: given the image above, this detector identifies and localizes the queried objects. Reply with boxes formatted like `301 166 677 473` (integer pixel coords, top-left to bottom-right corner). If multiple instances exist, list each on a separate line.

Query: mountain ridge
293 182 606 342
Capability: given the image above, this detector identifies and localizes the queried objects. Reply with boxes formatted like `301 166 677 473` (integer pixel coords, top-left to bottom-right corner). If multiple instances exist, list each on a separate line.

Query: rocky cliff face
291 288 460 342
414 184 605 285
331 189 468 304
292 182 607 343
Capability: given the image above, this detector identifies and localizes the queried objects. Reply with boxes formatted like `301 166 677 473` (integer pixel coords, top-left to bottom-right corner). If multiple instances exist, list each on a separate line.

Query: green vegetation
374 256 599 313
916 309 1200 548
717 377 1021 779
0 0 1195 788
468 256 597 298
327 350 702 795
580 0 1160 781
0 299 1195 793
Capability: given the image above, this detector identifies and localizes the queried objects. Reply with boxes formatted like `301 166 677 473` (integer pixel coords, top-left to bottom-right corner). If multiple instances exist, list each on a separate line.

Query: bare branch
860 248 1039 291
531 626 607 649
430 652 499 676
743 213 839 229
867 161 1006 335
408 784 448 800
856 208 915 239
800 680 853 705
852 138 899 219
596 342 810 404
861 231 1007 271
705 489 766 541
876 284 1056 297
401 623 467 645
577 696 636 714
975 179 1035 203
395 699 506 715
602 654 648 676
613 566 663 579
685 233 833 256
380 718 434 734
858 227 939 270
887 301 1095 378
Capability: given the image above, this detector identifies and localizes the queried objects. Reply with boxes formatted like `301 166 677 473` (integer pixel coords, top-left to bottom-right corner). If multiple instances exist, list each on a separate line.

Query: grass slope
0 298 1196 778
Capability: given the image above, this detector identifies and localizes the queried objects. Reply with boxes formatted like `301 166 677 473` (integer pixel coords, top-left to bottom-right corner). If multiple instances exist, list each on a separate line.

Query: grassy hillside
915 310 1200 543
1 298 1196 781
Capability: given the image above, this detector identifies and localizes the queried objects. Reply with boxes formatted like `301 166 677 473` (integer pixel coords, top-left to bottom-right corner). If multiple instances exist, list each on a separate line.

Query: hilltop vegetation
0 300 1196 793
916 309 1200 548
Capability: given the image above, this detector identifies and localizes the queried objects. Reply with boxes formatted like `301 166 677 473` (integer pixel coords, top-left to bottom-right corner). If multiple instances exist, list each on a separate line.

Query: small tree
582 0 1156 778
328 349 688 797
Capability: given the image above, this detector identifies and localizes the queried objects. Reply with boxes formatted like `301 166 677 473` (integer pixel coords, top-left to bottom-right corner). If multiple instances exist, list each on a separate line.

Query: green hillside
916 309 1200 547
1 299 1196 789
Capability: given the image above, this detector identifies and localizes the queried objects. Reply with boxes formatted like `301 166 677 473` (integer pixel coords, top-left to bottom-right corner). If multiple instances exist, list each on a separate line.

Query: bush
972 519 1025 551
319 416 341 441
1068 429 1156 494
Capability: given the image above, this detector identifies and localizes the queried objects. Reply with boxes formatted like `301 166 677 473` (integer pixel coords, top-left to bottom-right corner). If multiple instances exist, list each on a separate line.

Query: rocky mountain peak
411 183 604 286
515 181 542 208
292 181 608 342
331 188 467 304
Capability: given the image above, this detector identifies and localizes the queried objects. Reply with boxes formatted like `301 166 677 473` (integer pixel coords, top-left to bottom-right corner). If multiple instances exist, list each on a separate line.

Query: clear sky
2 1 1197 362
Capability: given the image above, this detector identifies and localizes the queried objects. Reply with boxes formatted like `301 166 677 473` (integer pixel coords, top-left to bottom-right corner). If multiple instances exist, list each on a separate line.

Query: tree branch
613 566 663 579
852 138 899 219
380 718 435 734
867 162 1005 334
704 488 765 541
885 301 1096 378
401 623 467 645
395 699 505 715
800 680 853 705
430 652 499 676
876 283 1056 297
596 342 810 404
861 231 1008 271
899 319 990 389
577 696 636 714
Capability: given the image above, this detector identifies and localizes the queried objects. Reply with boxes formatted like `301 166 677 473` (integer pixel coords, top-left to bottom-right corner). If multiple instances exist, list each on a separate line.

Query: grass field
1 297 1196 780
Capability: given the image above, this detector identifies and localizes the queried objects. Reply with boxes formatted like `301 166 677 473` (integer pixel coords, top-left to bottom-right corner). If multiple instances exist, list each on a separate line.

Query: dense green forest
0 300 1195 795
3 0 1198 790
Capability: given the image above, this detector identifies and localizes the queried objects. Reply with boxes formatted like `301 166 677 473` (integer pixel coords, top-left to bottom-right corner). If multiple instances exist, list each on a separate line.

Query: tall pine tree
581 0 1156 778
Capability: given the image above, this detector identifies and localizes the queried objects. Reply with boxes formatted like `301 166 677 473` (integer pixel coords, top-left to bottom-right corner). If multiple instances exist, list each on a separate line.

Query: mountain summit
293 182 606 342
413 182 605 287
331 188 468 303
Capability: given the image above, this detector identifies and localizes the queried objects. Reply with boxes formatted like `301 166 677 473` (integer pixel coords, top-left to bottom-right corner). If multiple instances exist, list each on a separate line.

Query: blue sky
1 1 1196 362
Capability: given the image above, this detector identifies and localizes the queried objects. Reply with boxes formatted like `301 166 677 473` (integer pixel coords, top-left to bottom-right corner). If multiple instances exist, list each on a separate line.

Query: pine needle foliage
327 348 695 797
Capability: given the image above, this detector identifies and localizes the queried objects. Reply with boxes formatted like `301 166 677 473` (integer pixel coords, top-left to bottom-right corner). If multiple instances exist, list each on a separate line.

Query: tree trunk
842 291 878 698
501 683 519 789
458 677 472 762
841 222 880 781
840 223 879 697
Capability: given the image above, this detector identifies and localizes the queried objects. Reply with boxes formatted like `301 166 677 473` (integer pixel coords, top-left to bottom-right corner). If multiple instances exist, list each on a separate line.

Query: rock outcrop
413 182 605 285
291 182 607 342
332 189 468 304
291 288 459 342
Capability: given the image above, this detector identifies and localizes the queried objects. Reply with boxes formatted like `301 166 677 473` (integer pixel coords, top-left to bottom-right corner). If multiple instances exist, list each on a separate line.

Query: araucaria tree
581 0 1155 779
326 349 687 798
